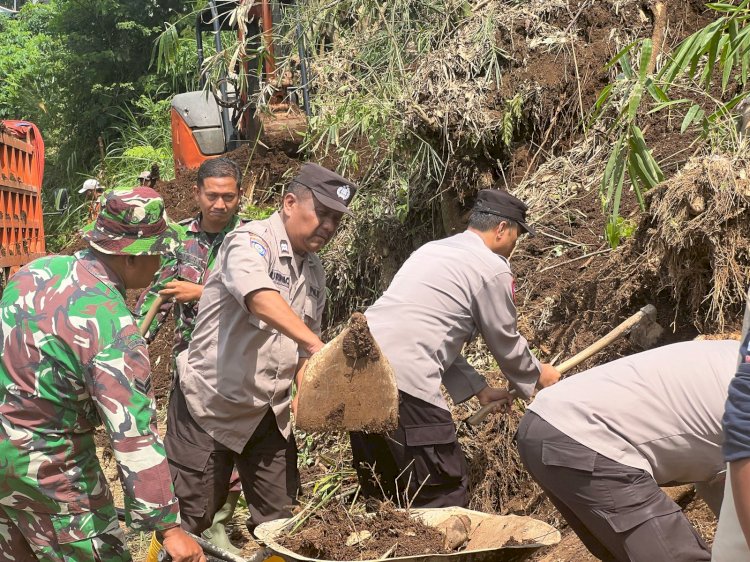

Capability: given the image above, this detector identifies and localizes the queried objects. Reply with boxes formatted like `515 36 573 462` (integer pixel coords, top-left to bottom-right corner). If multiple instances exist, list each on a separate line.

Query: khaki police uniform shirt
177 211 326 453
365 230 542 411
530 339 736 485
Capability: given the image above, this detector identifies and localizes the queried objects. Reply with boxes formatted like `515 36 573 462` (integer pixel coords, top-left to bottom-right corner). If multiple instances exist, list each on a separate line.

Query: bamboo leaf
723 39 734 91
639 39 653 82
605 40 639 70
630 125 663 182
620 52 634 79
645 81 669 103
592 83 614 119
681 104 702 133
648 98 691 114
627 83 643 121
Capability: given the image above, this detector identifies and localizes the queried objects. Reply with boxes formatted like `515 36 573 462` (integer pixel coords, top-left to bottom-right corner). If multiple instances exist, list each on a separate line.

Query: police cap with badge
292 163 358 215
473 189 536 235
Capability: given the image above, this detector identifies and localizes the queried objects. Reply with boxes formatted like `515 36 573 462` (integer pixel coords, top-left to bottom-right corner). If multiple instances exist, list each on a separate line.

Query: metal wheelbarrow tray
253 506 560 562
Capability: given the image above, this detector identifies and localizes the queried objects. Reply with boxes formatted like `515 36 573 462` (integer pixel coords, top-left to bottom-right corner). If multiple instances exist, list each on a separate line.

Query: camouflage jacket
0 250 180 541
137 213 245 357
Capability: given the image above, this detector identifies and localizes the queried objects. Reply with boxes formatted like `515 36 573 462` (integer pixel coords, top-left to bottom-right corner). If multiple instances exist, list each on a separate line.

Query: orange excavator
171 0 309 171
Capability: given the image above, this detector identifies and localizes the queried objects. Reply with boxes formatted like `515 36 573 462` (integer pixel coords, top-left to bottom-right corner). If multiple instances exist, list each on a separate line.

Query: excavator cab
171 0 279 170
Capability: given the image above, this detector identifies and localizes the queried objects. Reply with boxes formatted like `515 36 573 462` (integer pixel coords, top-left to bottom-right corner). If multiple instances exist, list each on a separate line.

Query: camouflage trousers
0 505 130 562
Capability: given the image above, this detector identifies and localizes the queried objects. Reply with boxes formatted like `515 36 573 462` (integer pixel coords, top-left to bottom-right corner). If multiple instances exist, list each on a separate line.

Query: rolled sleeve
222 231 277 311
473 273 541 399
86 333 180 532
442 355 488 404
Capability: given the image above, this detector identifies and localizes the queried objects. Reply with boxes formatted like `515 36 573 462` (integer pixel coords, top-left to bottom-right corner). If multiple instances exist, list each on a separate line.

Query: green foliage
240 204 275 221
100 94 175 189
278 0 512 213
593 40 664 247
502 94 524 147
593 1 750 247
0 0 191 190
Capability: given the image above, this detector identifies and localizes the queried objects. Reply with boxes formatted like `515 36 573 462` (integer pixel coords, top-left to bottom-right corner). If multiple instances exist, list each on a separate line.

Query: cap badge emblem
336 185 351 201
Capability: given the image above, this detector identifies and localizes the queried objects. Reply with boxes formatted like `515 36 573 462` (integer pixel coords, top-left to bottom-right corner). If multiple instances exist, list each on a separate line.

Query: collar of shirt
188 213 241 237
75 248 126 296
266 211 317 289
463 229 511 268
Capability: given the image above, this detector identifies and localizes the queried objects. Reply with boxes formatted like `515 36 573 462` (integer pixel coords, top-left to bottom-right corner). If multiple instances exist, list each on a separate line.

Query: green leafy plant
593 1 750 247
593 39 664 247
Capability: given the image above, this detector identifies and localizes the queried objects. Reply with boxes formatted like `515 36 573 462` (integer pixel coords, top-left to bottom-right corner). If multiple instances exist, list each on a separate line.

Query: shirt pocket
304 296 317 324
177 259 203 284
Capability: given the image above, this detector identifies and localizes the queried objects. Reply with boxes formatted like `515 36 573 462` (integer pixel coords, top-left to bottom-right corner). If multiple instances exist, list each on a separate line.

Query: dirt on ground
90 1 737 560
279 503 448 560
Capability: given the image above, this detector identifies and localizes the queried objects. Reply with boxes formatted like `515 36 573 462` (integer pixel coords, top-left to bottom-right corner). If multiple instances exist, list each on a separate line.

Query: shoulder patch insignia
280 240 289 254
248 234 269 257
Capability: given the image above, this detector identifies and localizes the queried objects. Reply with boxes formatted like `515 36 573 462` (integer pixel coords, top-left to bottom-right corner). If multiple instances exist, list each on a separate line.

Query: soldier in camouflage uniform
0 188 204 562
136 158 246 554
137 158 247 362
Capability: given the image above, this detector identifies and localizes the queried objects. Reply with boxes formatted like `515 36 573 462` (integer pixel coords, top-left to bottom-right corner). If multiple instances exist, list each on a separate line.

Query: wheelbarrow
252 507 560 562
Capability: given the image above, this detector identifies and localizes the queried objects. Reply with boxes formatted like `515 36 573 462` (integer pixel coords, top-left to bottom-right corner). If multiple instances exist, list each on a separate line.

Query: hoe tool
467 304 662 426
295 312 399 433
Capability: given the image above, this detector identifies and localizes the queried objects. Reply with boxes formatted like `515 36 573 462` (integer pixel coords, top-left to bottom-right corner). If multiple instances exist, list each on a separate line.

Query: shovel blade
296 313 398 432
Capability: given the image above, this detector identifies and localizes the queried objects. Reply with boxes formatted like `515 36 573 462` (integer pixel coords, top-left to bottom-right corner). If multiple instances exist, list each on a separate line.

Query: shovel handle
466 304 656 426
139 295 166 338
554 304 655 373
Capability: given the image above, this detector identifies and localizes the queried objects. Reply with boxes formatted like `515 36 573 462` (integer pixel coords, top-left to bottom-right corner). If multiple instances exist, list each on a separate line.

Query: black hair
196 157 242 190
468 211 519 232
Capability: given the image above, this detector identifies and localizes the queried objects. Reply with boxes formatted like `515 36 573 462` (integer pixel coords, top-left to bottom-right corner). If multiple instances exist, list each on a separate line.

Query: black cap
292 163 358 215
473 189 536 235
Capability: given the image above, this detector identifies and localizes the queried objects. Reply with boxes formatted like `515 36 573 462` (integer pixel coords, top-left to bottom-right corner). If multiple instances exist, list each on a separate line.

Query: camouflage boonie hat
81 187 179 256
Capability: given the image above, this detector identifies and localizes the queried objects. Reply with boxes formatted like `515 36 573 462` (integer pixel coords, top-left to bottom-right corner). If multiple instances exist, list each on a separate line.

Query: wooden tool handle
139 295 166 337
466 304 656 426
554 304 655 374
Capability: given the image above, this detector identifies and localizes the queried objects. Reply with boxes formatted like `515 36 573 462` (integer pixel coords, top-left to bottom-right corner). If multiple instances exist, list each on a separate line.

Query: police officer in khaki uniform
350 189 560 508
517 339 736 562
165 163 357 535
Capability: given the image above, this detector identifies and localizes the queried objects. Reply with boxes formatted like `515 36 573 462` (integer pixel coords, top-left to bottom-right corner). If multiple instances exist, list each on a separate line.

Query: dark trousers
165 384 299 535
516 412 711 562
350 391 468 508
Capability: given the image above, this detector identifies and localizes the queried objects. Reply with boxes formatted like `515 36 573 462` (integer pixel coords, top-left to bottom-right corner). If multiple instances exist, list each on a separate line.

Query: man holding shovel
165 163 357 536
137 157 247 554
350 189 560 508
0 189 203 562
516 339 737 562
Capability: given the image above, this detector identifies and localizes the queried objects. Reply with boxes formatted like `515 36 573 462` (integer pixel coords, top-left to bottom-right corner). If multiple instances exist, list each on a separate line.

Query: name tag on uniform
178 251 205 268
271 270 290 288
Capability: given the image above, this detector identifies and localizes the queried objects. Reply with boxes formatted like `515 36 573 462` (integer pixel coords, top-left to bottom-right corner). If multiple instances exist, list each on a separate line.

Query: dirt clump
342 312 379 361
295 312 398 433
279 503 449 561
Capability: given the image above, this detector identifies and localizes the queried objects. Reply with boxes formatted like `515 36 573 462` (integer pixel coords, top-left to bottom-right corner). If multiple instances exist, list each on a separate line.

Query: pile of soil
279 503 448 561
158 124 303 225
